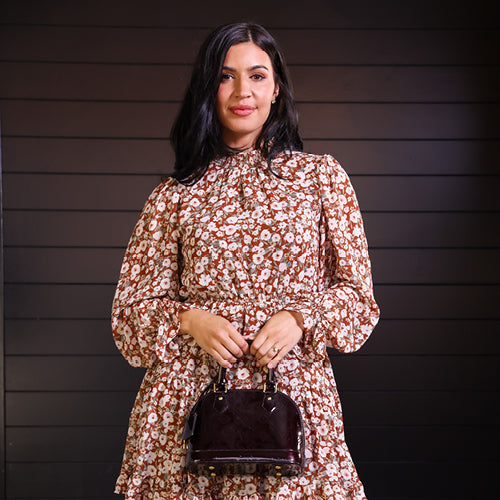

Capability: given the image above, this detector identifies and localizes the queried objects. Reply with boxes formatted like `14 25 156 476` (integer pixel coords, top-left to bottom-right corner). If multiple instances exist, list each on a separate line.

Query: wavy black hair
170 22 303 184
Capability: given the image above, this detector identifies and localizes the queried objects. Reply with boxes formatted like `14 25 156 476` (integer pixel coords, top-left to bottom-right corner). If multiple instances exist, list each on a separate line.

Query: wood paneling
2 138 499 175
5 390 496 427
5 247 500 284
5 462 121 498
4 284 499 320
1 0 499 498
5 319 500 356
1 26 498 65
6 425 496 463
2 100 499 139
1 0 497 28
4 319 118 355
5 211 500 248
4 354 499 392
4 173 500 211
357 461 499 499
5 392 138 426
2 63 499 103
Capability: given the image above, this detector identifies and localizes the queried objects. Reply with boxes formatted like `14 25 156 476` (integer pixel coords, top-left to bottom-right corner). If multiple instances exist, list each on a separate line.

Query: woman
112 22 379 499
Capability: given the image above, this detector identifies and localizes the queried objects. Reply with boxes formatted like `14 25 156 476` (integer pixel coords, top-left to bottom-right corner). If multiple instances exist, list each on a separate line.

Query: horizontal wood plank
0 137 175 175
358 319 500 355
4 354 499 391
369 248 500 285
362 212 500 249
3 210 139 247
4 173 499 211
5 461 120 498
345 425 499 462
1 0 497 28
374 284 499 320
2 173 162 211
5 319 500 356
6 426 125 462
2 137 499 175
5 392 138 426
5 211 500 248
2 62 498 102
331 355 500 391
4 460 497 499
5 390 497 427
4 319 117 355
5 356 143 391
1 26 498 65
299 103 500 140
6 425 497 463
5 247 500 285
358 461 498 499
3 284 500 319
2 101 499 139
338 390 499 427
4 460 498 498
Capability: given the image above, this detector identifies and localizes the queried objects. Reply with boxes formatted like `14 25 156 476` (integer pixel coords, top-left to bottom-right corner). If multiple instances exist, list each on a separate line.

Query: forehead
223 42 273 68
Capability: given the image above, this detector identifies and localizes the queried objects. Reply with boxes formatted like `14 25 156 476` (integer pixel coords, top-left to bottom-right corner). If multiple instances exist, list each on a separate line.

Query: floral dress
112 149 380 499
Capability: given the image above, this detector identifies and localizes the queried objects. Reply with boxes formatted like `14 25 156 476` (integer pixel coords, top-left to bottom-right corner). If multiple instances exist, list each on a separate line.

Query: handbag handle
213 365 277 393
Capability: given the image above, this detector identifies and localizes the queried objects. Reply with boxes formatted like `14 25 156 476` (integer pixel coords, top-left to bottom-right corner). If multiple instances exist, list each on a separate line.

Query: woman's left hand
249 310 304 368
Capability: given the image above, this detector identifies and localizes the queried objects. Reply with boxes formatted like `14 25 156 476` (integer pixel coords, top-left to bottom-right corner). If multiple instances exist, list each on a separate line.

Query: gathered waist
180 293 289 338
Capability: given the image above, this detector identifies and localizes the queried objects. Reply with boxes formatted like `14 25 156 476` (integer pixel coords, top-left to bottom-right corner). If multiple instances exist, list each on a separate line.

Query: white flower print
112 150 378 499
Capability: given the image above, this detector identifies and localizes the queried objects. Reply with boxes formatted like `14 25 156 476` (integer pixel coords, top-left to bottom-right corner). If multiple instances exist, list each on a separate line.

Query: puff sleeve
111 178 190 368
286 155 380 357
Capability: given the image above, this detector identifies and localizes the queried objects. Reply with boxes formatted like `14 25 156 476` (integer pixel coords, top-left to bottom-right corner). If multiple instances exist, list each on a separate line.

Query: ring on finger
273 346 280 354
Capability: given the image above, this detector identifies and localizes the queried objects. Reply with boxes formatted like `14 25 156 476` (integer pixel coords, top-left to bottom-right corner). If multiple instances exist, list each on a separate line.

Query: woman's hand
179 308 249 368
249 310 304 369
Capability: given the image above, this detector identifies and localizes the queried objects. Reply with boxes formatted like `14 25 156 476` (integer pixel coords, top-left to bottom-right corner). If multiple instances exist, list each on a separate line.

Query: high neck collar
216 148 265 166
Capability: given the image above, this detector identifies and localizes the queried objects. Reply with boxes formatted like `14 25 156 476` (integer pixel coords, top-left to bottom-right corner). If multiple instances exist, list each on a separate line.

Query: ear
273 83 279 99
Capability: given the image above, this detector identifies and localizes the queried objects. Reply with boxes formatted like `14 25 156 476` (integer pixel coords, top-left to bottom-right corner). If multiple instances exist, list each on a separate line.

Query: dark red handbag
181 365 305 476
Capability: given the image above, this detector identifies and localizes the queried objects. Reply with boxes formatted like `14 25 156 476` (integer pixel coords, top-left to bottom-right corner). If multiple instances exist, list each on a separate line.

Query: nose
235 77 251 98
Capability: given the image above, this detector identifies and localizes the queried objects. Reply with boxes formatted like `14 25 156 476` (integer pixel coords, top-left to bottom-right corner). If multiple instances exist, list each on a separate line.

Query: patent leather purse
181 365 305 476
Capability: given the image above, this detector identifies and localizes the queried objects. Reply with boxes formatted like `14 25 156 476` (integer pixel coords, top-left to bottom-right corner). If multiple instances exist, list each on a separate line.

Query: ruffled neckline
214 148 266 169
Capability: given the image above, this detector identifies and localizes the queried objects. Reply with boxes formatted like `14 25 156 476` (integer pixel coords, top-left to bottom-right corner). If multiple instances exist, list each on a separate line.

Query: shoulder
150 176 185 202
139 176 187 218
272 151 348 183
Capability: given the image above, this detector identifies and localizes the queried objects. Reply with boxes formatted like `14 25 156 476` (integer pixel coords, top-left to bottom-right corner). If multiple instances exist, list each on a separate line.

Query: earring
271 99 276 104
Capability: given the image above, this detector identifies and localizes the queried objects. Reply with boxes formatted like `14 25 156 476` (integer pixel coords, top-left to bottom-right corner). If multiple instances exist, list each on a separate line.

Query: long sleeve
285 154 379 358
111 178 189 368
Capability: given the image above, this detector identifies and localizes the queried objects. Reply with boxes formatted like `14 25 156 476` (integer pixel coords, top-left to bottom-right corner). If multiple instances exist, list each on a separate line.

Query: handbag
181 364 305 477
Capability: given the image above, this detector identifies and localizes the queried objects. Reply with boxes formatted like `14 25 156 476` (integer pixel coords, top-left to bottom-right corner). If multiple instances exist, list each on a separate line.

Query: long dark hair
170 22 303 184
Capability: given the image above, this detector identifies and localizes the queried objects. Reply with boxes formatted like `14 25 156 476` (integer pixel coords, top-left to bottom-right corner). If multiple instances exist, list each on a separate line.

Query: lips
229 105 255 116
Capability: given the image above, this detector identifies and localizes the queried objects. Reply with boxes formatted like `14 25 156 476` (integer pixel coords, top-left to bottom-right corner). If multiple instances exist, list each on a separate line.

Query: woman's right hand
179 308 249 368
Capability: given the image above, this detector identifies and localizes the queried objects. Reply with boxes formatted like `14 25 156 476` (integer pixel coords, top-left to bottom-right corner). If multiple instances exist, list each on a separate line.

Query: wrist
179 308 198 334
283 309 304 331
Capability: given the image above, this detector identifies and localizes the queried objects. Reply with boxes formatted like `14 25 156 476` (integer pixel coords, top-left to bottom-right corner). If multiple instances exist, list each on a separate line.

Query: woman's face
216 42 279 150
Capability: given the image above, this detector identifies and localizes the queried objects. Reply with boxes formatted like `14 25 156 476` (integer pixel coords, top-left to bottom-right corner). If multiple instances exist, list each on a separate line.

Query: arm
284 155 380 359
111 179 188 368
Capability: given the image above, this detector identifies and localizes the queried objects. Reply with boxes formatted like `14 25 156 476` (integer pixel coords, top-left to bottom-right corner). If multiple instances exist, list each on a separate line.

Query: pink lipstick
230 105 255 116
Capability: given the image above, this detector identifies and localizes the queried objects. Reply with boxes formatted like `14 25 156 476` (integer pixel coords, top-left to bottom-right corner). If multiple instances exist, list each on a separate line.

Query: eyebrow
222 64 270 72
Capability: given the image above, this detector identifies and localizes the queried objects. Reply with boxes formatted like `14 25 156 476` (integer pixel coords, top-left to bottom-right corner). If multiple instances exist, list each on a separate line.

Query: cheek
259 84 276 103
216 84 231 106
215 89 226 120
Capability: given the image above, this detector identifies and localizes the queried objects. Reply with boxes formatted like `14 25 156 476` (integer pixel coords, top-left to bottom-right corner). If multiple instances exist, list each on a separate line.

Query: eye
221 73 234 81
250 73 265 81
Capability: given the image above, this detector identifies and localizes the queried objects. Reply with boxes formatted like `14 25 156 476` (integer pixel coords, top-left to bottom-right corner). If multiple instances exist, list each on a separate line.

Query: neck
221 131 260 151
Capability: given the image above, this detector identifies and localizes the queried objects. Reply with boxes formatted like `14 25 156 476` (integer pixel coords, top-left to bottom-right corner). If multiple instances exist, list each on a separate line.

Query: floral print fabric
112 150 379 499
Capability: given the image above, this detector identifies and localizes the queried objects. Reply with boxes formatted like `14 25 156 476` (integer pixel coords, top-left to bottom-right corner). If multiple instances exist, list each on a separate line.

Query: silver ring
273 346 279 353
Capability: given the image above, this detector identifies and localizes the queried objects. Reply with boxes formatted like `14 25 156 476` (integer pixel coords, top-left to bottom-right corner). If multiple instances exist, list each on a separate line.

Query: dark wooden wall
1 1 499 498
